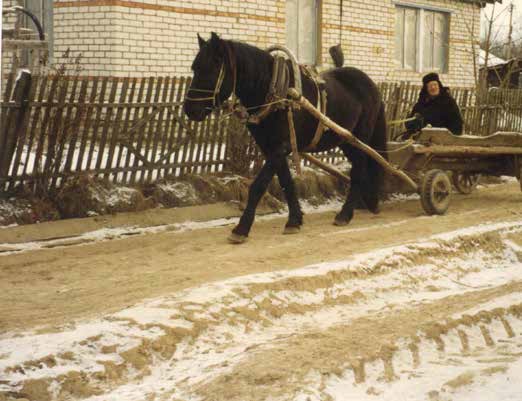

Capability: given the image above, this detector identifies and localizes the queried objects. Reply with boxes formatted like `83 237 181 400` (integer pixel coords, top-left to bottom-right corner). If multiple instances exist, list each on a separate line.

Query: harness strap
185 41 237 108
287 106 301 175
247 55 290 124
223 41 238 104
268 57 281 100
274 58 290 100
300 65 327 152
184 63 225 107
307 84 327 151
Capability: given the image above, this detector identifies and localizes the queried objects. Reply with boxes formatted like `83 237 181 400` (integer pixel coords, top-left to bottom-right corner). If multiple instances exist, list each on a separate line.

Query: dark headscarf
418 72 450 104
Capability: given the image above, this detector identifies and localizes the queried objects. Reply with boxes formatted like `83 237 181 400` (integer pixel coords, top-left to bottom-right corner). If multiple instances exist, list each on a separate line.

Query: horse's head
184 32 235 121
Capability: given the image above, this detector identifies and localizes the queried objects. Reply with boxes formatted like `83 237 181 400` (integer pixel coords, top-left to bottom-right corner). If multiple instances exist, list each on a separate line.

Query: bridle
184 42 237 110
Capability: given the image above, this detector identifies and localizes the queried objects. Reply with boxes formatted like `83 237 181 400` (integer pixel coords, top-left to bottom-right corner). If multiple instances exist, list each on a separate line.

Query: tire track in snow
1 221 522 401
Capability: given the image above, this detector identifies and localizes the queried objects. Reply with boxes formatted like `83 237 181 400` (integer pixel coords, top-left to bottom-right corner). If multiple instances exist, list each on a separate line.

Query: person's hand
413 113 424 127
405 113 424 132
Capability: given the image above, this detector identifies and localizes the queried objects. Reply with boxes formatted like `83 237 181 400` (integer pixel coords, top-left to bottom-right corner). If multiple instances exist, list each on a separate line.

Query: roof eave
458 0 502 6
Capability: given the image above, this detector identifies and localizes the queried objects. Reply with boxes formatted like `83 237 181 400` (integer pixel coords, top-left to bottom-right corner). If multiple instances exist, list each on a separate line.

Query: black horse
184 32 387 243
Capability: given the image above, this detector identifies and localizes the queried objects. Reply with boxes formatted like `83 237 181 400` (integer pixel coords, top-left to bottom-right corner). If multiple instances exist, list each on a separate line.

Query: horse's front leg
273 153 303 234
229 161 276 243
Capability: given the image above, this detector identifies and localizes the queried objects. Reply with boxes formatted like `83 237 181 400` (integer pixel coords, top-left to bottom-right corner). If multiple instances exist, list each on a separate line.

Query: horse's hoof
334 210 353 226
283 226 301 235
367 204 380 215
228 233 248 244
369 207 380 215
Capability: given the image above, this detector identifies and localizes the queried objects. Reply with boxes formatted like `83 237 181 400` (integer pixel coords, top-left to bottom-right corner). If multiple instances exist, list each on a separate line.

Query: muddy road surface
1 182 522 401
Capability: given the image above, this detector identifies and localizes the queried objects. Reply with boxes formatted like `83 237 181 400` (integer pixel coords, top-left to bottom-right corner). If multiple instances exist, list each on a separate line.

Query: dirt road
1 182 522 401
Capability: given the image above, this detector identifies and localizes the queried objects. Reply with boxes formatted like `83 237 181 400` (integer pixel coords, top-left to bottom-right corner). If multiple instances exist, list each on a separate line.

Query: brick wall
52 0 286 77
3 0 482 88
322 0 481 88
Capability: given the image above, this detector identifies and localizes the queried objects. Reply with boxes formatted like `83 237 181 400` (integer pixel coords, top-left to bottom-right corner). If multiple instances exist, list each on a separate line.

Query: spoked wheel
452 172 480 194
421 169 452 215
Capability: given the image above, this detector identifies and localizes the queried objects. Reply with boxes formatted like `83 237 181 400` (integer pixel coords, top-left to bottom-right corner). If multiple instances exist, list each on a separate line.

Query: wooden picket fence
0 73 233 192
1 73 522 193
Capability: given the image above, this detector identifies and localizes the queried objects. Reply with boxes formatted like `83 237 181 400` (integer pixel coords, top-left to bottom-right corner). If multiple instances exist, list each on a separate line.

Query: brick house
2 0 499 88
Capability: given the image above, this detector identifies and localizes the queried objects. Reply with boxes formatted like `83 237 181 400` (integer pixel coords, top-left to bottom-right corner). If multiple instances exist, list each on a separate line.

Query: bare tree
479 2 521 90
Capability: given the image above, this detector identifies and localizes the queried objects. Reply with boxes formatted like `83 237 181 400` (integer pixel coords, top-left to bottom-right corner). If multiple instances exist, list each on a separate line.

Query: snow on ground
0 198 345 256
1 220 522 400
321 349 522 401
0 199 32 227
9 143 228 183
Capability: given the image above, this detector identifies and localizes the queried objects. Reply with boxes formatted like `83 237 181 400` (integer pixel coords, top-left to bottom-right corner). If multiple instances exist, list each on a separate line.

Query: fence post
488 89 499 135
461 89 469 134
390 83 402 140
0 70 32 182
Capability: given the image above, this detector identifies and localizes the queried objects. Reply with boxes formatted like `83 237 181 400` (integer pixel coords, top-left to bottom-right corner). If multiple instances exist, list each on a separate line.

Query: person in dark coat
405 72 463 136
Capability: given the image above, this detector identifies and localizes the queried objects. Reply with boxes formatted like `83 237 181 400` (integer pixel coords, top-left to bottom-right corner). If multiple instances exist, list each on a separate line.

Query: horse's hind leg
334 146 367 226
363 103 387 214
231 161 275 241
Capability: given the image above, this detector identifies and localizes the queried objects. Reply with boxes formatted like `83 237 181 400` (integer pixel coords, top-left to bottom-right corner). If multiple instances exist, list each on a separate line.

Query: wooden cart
387 128 522 214
287 89 522 216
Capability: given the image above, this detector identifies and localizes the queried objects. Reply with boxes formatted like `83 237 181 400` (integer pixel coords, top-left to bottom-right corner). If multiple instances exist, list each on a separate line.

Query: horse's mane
226 40 274 104
228 40 273 79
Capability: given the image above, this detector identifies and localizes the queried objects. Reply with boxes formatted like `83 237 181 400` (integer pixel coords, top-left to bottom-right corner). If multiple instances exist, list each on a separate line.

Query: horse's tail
365 102 387 210
329 44 344 68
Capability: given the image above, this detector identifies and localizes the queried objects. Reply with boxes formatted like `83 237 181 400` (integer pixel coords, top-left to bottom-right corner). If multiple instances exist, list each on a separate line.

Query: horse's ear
197 33 206 49
209 32 224 50
209 32 225 56
210 32 221 43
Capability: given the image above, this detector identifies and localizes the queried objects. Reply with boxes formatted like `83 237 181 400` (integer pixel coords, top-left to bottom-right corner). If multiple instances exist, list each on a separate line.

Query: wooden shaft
301 153 350 184
413 145 522 156
287 88 418 191
287 107 301 175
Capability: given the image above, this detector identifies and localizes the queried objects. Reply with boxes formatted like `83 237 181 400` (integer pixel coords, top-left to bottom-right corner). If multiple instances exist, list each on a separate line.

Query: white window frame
395 2 451 73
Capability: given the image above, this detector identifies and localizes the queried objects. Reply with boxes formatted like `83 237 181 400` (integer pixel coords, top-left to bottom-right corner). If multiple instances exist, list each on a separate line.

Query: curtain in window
395 8 418 71
404 8 417 71
395 6 448 73
433 12 448 72
395 9 404 68
422 10 448 72
423 11 434 71
286 0 299 59
286 0 317 65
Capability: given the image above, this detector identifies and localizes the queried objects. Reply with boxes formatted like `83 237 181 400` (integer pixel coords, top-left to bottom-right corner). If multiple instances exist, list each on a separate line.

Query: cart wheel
421 169 452 215
452 173 480 194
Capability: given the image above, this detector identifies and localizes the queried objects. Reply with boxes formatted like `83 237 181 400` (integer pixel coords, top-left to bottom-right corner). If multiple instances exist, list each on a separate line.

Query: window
22 0 53 63
395 5 449 73
286 0 318 65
